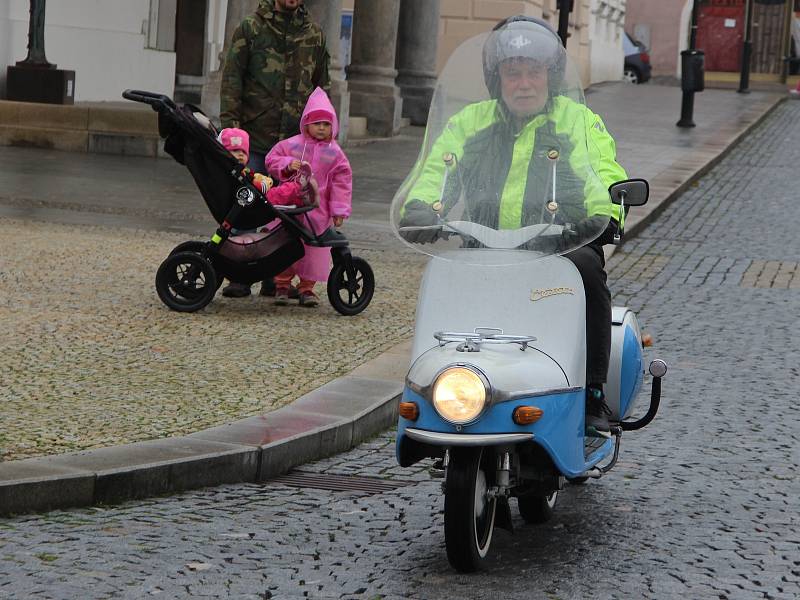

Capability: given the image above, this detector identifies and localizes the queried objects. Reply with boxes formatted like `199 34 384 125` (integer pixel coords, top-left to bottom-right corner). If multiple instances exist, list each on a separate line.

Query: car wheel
623 67 641 84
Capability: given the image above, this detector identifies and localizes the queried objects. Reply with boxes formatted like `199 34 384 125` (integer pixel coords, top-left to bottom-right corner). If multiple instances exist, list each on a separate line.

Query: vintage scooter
390 31 667 572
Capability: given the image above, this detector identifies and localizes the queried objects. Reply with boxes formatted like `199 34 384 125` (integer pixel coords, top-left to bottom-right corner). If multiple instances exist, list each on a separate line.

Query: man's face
499 59 549 118
275 0 301 11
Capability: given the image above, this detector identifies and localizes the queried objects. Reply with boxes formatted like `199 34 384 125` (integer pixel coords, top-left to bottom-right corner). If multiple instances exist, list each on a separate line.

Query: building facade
2 0 628 139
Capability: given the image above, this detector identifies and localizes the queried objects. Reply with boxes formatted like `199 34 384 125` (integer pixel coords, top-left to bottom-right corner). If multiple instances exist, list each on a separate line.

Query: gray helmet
482 16 566 99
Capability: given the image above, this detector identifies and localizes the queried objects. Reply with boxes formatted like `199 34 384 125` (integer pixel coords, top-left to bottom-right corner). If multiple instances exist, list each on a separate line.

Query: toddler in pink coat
218 127 319 298
219 127 315 207
265 88 353 307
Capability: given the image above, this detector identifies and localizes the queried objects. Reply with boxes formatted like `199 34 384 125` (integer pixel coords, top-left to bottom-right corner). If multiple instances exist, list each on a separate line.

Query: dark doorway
174 0 208 103
175 0 207 75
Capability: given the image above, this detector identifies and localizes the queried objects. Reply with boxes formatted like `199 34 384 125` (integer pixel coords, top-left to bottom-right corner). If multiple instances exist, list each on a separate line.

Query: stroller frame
123 89 374 316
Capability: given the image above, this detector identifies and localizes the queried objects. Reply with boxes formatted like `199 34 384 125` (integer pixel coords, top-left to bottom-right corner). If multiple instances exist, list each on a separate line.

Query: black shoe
222 282 251 298
585 386 612 438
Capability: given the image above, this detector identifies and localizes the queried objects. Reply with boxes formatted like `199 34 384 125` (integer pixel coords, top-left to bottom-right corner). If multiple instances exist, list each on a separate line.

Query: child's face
308 121 332 141
230 149 248 165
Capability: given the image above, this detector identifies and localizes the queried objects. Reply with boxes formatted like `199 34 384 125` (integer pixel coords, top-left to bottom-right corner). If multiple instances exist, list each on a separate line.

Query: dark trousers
246 150 267 175
564 243 611 384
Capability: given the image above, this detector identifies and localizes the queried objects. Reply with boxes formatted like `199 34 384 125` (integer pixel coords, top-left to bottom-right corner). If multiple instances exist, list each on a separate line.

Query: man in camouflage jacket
220 0 331 167
219 0 330 298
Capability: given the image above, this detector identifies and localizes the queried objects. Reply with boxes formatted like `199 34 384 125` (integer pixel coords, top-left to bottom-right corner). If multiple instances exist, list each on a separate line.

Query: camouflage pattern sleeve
219 22 250 129
313 33 331 93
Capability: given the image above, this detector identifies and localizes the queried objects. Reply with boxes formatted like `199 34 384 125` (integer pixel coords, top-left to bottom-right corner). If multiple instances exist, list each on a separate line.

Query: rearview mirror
609 179 649 207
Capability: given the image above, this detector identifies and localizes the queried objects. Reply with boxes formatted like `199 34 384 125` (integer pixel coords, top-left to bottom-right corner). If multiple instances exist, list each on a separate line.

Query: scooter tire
444 447 497 573
517 490 558 524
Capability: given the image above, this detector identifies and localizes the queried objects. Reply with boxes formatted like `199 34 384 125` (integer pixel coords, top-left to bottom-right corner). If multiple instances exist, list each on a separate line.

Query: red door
696 0 746 72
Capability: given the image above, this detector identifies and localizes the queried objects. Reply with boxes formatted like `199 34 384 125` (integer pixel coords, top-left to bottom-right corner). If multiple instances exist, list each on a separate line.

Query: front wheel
517 490 558 524
444 447 497 572
327 256 374 316
155 251 217 312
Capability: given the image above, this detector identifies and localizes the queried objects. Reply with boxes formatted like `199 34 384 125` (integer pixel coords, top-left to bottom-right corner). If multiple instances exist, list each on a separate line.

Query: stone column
396 0 440 125
346 0 403 136
304 0 350 143
200 0 258 123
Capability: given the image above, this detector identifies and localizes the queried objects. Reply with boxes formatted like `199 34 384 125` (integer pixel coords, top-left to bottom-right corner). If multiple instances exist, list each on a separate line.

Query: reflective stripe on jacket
408 96 626 228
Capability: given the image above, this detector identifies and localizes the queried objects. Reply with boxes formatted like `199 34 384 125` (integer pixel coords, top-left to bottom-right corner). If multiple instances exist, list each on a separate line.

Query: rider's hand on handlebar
560 216 619 249
399 199 441 244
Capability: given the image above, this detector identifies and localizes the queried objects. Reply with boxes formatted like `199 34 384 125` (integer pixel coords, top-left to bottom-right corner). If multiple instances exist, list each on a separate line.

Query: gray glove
561 216 619 249
398 200 441 244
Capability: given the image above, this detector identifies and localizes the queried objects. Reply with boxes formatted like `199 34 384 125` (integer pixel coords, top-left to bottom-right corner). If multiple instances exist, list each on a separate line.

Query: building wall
0 0 176 102
343 0 612 87
588 0 625 83
625 0 690 77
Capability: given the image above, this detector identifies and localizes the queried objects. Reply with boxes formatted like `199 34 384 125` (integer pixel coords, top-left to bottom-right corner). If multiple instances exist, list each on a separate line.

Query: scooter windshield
390 25 614 264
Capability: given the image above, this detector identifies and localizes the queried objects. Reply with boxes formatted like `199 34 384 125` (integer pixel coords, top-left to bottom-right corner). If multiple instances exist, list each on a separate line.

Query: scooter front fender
396 387 613 478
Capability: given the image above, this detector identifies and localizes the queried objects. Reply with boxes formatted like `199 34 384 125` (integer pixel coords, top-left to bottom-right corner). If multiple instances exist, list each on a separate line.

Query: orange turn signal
642 333 653 348
512 406 543 425
399 401 419 421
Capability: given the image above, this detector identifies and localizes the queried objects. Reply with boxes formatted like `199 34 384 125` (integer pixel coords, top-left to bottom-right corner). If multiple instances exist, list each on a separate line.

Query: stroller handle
122 89 176 112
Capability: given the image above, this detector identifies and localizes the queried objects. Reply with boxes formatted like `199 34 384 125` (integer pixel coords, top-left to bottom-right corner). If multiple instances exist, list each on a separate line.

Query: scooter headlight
432 366 487 424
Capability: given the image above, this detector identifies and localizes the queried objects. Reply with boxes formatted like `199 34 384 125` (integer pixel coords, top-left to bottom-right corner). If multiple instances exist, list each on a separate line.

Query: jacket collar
257 0 308 30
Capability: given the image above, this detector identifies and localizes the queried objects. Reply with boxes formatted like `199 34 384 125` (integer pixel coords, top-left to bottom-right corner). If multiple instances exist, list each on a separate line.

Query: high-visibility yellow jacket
408 96 627 229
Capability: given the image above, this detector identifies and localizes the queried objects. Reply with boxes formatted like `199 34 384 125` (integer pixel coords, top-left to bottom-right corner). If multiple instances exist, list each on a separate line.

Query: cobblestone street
1 100 799 599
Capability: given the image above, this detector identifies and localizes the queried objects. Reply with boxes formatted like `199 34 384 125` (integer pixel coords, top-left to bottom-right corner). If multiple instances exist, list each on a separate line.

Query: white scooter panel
412 251 586 389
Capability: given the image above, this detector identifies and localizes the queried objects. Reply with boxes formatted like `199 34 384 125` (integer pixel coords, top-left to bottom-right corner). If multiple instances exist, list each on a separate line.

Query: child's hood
300 87 339 139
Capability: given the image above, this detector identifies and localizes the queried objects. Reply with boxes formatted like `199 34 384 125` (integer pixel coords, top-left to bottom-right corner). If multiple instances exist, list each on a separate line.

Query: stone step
0 99 161 157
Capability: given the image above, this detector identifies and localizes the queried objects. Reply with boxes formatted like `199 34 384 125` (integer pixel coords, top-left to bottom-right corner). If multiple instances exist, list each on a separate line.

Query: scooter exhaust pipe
621 359 667 431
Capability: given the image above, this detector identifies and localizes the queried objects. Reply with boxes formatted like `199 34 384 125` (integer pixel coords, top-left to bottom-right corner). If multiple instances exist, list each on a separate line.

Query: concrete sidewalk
0 83 785 515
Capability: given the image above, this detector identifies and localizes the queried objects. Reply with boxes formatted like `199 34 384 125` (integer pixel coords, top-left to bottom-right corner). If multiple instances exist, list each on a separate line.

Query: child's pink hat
305 109 332 124
218 128 250 158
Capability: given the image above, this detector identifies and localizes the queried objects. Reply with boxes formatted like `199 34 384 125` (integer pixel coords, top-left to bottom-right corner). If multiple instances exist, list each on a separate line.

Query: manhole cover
268 470 417 494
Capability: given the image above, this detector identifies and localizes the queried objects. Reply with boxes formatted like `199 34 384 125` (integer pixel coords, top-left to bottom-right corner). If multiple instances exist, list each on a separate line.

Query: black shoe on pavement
259 279 276 297
222 282 251 298
586 386 612 438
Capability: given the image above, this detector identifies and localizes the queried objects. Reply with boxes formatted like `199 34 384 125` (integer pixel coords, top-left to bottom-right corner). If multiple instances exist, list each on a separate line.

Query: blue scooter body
395 252 645 478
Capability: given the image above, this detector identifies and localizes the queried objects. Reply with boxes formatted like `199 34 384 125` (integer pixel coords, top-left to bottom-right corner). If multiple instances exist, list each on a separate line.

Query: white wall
588 0 625 84
1 0 176 102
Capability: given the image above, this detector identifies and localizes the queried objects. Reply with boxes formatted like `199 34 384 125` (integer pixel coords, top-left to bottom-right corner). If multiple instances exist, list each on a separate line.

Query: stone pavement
1 95 797 600
0 83 785 515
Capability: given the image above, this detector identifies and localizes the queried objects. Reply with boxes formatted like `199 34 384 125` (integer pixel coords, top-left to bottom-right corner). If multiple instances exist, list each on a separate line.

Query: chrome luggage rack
433 327 537 352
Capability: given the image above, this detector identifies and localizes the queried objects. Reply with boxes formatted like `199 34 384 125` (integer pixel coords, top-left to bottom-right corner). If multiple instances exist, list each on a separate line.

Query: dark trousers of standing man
564 242 611 385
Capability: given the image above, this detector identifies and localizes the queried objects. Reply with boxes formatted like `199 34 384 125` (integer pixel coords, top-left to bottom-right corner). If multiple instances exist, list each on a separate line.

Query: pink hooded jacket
265 87 353 282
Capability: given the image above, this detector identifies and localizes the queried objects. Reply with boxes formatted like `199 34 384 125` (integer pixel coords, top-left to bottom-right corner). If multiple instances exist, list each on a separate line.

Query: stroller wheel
169 240 206 256
155 251 218 312
327 256 374 316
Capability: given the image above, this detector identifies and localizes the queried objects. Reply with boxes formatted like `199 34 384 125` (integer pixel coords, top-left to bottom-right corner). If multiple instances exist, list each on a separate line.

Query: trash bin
681 50 705 93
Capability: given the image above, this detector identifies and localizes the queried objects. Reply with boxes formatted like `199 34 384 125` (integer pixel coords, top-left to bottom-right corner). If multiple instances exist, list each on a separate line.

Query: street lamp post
16 0 53 67
557 0 573 48
6 0 75 104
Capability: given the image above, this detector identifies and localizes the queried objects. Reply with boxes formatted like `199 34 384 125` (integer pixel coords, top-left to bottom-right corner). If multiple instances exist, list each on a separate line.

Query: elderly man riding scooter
399 15 627 437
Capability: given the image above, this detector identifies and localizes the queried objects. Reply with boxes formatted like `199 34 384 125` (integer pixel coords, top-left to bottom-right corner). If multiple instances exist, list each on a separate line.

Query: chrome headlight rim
431 363 492 425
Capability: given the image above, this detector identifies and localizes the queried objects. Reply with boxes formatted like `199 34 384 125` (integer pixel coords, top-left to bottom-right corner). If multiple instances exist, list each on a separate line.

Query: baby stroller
122 90 374 316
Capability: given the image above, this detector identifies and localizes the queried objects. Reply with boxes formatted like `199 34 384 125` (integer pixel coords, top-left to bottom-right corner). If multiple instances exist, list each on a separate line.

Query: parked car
623 32 652 84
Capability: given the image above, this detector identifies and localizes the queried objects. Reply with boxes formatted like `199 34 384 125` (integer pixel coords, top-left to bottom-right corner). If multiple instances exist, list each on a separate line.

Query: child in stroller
121 89 374 316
